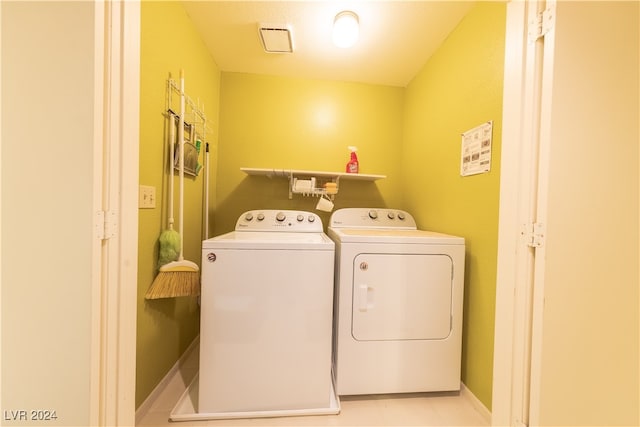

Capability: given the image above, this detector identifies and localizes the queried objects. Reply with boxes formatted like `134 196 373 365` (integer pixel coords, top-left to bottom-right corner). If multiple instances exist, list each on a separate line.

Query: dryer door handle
358 284 372 312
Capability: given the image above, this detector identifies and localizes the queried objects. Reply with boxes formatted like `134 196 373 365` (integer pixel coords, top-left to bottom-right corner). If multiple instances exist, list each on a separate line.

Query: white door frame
91 1 140 425
492 1 555 426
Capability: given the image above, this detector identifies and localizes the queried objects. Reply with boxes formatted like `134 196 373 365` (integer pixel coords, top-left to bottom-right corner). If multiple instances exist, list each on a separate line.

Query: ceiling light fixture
332 11 359 48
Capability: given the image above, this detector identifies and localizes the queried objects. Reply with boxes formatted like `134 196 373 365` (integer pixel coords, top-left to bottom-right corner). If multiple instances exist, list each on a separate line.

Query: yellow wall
137 1 220 408
214 73 404 235
402 3 506 408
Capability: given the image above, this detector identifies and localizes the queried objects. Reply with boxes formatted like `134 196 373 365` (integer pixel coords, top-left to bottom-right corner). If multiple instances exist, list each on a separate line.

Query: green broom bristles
158 228 181 266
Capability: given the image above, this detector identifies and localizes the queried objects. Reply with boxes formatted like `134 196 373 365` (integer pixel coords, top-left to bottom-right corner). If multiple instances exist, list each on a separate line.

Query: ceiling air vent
258 24 293 53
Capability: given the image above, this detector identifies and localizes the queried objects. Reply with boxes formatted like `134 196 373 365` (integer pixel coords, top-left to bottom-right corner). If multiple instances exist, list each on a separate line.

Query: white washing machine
328 208 465 396
196 210 339 419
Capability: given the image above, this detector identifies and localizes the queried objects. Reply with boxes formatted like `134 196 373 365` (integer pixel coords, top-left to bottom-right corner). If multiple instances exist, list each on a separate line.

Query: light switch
139 185 156 209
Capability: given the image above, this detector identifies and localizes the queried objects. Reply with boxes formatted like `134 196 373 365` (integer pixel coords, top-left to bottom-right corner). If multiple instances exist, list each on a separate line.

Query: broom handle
168 110 175 231
204 142 210 239
178 70 185 261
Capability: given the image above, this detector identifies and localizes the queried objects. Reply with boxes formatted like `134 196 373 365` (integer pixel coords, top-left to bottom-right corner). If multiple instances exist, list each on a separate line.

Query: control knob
276 212 286 222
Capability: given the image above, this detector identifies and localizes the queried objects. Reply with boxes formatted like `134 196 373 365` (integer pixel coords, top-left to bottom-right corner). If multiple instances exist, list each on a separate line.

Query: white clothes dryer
196 210 339 420
328 208 465 396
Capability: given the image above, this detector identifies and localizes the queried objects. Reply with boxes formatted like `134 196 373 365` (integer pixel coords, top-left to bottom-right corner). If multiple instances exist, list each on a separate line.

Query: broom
158 110 180 266
144 110 181 299
146 71 200 299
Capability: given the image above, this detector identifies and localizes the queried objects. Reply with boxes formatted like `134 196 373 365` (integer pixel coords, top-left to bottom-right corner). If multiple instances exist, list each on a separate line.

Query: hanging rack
166 75 213 177
166 77 212 140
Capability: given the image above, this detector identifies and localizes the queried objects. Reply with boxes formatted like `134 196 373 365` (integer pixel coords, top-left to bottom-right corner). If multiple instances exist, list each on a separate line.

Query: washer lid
203 231 334 250
328 228 464 245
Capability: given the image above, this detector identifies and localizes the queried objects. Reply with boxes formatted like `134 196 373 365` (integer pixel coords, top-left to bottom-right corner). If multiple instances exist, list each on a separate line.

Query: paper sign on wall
460 121 493 177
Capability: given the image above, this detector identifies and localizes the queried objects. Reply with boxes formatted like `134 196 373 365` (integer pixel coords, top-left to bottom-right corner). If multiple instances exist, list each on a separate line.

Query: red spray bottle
346 146 359 173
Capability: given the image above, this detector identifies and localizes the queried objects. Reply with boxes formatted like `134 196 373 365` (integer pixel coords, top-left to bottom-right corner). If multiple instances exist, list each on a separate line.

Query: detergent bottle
345 146 359 173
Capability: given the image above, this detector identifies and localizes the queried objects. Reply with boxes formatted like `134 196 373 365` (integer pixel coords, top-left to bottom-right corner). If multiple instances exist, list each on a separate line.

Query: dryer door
352 253 453 341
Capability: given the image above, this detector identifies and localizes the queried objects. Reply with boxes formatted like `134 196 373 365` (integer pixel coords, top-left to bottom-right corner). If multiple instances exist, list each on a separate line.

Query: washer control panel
329 208 417 229
235 210 323 232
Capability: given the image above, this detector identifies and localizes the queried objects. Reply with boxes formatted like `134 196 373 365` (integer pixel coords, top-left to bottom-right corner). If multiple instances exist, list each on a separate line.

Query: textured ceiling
182 1 475 87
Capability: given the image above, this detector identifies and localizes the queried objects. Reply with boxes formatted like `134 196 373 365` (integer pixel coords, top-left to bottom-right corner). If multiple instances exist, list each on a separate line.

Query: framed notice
460 121 493 177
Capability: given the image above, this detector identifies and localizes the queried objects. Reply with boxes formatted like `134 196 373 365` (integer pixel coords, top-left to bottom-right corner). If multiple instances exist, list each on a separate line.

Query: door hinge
521 222 545 248
95 210 118 240
528 4 555 43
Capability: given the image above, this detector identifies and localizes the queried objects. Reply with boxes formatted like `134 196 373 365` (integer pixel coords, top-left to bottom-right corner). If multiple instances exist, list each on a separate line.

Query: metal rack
166 76 212 177
167 77 211 139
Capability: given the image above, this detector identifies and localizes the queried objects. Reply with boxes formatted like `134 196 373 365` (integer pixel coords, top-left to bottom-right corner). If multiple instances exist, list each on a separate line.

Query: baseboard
460 382 492 425
135 335 200 425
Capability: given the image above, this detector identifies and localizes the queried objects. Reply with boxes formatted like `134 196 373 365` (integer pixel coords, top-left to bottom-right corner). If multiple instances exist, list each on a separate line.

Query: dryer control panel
235 210 323 232
329 208 417 229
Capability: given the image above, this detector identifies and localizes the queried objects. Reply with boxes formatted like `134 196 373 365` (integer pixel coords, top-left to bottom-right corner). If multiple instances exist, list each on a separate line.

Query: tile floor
136 344 490 427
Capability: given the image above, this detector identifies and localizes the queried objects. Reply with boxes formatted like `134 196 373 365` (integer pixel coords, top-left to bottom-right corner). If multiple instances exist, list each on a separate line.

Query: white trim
461 383 492 425
0 3 4 408
528 2 556 425
493 1 554 426
91 2 106 424
493 0 539 425
116 1 141 425
492 2 529 425
135 337 201 425
91 1 140 425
